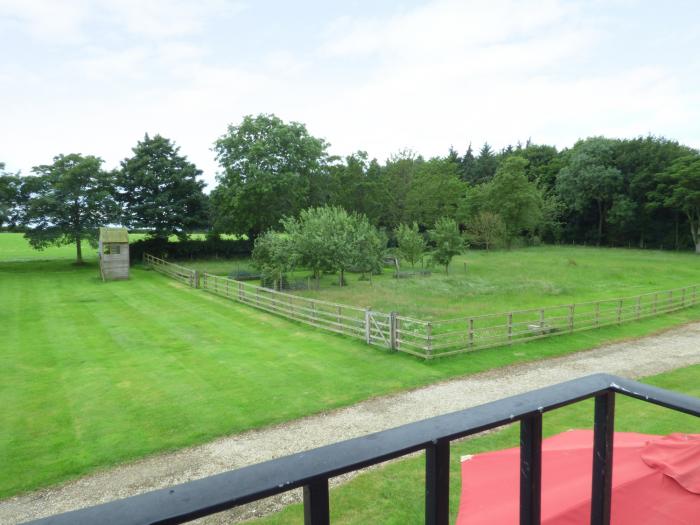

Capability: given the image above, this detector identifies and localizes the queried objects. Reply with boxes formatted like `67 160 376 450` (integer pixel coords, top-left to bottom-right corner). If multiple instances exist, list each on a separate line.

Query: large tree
22 154 116 264
404 157 466 229
117 134 207 240
211 114 330 239
556 137 623 245
656 153 700 253
480 156 543 246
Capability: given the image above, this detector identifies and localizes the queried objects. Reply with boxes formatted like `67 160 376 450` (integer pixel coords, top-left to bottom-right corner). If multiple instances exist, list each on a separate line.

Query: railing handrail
27 373 700 525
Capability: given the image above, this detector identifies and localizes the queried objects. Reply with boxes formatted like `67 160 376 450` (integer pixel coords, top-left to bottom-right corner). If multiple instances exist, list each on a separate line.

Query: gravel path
4 322 700 524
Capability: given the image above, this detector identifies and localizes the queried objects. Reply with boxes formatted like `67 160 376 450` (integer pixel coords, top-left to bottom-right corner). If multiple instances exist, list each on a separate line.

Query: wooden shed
99 227 129 280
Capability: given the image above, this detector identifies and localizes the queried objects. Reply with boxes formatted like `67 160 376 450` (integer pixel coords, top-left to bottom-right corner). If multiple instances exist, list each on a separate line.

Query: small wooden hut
99 227 129 280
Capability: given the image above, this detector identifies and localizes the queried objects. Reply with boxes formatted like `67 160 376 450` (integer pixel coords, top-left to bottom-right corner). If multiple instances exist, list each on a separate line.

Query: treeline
2 113 700 265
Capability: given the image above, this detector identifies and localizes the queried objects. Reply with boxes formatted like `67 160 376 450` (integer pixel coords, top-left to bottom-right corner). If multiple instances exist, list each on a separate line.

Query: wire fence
144 254 700 360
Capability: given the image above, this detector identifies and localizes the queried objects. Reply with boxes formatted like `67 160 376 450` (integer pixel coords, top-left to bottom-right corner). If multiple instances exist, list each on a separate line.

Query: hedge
130 238 252 264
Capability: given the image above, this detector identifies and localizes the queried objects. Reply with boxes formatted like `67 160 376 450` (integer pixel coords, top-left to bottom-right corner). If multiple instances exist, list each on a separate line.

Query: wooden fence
144 254 699 360
144 253 200 288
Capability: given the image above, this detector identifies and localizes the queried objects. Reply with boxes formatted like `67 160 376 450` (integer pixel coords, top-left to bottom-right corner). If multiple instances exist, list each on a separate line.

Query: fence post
365 307 372 344
539 309 545 333
225 277 230 297
468 318 474 348
616 300 622 325
426 322 433 359
390 312 398 351
238 281 243 301
568 304 574 333
594 302 600 327
255 287 260 307
194 270 200 289
337 306 343 332
507 313 513 344
311 301 317 322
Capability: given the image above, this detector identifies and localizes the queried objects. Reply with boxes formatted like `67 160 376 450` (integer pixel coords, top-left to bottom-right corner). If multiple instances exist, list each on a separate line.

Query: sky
2 0 700 188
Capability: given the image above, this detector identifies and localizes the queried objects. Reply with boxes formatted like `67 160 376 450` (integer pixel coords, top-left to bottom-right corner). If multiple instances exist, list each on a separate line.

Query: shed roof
99 227 129 243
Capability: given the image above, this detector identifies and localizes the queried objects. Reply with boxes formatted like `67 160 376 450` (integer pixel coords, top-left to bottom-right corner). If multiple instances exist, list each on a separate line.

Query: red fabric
456 430 700 525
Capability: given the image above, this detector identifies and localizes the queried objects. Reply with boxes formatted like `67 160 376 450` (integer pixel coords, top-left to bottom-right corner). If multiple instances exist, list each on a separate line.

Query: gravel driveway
3 322 700 524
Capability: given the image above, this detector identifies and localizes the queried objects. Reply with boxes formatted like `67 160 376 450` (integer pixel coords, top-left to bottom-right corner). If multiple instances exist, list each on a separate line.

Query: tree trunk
339 269 344 287
445 263 449 275
75 236 83 264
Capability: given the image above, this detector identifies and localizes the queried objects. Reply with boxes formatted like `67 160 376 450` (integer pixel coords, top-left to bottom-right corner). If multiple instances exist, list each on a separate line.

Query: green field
252 364 700 525
1 233 700 500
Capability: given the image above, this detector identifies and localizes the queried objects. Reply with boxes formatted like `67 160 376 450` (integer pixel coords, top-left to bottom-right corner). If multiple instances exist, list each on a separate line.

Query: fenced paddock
144 254 699 360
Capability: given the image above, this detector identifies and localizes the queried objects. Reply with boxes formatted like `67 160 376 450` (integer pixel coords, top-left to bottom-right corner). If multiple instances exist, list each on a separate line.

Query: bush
130 237 252 264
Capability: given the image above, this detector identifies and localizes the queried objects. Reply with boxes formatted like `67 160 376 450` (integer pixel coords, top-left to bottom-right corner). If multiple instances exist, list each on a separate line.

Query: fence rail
144 255 700 360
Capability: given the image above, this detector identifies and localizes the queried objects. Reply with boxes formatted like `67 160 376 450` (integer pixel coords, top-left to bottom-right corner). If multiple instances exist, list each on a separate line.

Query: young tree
350 215 387 284
118 134 207 240
656 153 700 253
466 211 506 250
429 217 464 274
212 114 330 239
252 230 296 288
22 154 116 264
282 206 356 287
395 222 426 267
481 156 543 246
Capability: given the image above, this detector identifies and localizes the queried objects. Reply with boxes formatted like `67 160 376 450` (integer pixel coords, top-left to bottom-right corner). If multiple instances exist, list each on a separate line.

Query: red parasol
457 430 700 524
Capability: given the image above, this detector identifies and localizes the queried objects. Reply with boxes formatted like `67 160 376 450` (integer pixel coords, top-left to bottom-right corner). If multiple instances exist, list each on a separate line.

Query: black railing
28 374 700 525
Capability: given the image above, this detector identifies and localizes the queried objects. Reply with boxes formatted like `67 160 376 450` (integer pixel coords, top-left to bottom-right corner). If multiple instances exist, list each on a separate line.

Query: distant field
252 364 700 525
2 233 700 500
187 246 700 320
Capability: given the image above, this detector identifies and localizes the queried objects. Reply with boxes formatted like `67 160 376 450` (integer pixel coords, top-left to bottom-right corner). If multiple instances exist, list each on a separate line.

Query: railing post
425 439 450 525
520 413 543 525
303 479 330 525
389 311 398 351
468 318 474 348
194 270 200 289
507 312 513 344
539 309 545 333
591 392 615 525
568 304 574 333
238 281 243 301
365 307 372 344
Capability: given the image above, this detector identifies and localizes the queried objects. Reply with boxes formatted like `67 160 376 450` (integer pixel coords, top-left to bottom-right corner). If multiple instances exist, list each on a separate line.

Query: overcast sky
2 0 699 187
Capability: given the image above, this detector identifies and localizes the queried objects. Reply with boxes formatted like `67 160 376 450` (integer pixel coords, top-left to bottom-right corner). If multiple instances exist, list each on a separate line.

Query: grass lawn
251 364 700 525
2 233 700 500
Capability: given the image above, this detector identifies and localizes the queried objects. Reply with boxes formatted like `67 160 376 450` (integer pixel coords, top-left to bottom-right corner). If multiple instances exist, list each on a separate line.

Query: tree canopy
22 154 116 263
117 134 207 240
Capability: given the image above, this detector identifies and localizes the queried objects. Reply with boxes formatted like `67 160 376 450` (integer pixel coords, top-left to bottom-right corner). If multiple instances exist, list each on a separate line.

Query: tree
350 216 387 283
395 222 426 267
22 154 116 264
556 137 623 245
251 230 295 289
404 157 466 229
480 157 543 246
0 162 21 228
212 114 330 239
282 206 356 287
117 134 207 240
429 217 464 274
656 153 700 253
471 142 498 184
466 211 506 250
459 143 476 182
